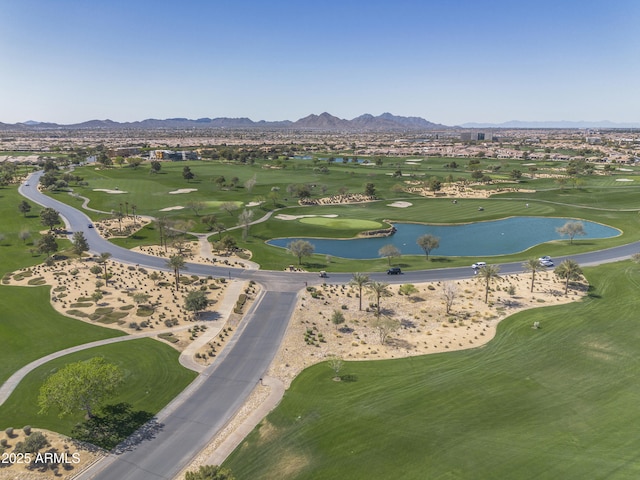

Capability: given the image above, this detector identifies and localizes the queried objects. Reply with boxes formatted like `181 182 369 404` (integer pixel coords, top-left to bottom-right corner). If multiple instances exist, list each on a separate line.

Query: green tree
510 169 523 180
349 273 370 311
72 231 90 257
554 259 583 294
523 258 545 292
477 264 501 303
150 160 162 174
427 177 441 192
398 283 418 297
18 200 31 217
556 221 586 244
97 252 112 283
416 234 440 260
149 271 162 285
38 357 124 418
40 207 61 231
331 310 345 330
287 239 315 265
91 290 103 304
182 166 195 182
217 235 237 252
167 255 186 290
367 281 392 316
37 232 58 257
184 290 209 318
364 183 376 196
132 293 150 306
185 465 235 480
378 244 401 266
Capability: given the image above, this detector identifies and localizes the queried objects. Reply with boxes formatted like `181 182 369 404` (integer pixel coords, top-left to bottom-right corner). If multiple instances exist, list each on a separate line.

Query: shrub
164 318 179 327
90 265 103 275
0 439 7 447
23 425 31 436
5 427 13 437
13 432 48 454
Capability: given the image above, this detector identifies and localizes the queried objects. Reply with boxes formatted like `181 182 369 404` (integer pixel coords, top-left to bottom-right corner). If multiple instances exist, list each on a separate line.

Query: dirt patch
0 428 103 480
269 271 586 388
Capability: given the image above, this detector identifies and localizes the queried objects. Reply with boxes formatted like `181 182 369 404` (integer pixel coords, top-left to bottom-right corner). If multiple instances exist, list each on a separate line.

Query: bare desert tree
441 281 458 314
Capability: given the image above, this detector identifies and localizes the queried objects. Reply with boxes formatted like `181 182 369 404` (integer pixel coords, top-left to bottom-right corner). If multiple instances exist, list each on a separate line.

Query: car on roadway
471 261 486 269
88 224 94 228
24 182 29 186
539 259 554 267
387 267 402 275
539 256 552 262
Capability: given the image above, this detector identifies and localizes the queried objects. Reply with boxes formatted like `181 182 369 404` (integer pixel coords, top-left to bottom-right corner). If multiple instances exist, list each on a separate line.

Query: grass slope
0 338 197 435
0 286 124 385
225 261 640 479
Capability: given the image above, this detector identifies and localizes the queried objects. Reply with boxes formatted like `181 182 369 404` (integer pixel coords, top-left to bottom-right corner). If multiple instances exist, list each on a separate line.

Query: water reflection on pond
267 217 619 259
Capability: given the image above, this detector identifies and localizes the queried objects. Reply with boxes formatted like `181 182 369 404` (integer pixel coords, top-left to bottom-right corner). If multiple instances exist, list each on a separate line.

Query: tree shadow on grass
587 285 602 299
72 403 162 452
339 374 358 383
429 257 453 264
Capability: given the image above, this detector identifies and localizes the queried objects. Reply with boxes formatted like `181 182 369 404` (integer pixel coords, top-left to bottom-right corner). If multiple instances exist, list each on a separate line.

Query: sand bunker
169 188 198 194
93 188 127 194
275 214 339 221
616 178 634 182
246 201 264 207
159 205 185 211
387 201 413 208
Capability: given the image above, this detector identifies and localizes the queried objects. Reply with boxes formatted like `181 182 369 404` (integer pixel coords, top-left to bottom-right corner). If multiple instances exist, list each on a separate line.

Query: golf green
298 217 383 230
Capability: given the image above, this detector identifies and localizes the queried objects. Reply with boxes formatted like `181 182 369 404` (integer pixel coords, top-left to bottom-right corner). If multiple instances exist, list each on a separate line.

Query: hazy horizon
2 0 638 125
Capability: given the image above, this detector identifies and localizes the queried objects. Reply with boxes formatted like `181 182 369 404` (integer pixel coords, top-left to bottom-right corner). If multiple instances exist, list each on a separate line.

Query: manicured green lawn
0 339 197 436
0 286 124 385
0 186 55 276
225 261 640 479
0 186 124 385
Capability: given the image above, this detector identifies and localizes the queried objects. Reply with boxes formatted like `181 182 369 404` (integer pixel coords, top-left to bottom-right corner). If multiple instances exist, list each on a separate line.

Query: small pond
267 217 619 259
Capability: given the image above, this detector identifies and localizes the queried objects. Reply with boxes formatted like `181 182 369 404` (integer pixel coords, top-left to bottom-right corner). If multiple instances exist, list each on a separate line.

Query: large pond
267 217 620 259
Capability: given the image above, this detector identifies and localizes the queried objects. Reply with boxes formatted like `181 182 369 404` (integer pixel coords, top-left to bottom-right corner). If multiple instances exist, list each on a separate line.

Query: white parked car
539 259 554 267
471 262 487 269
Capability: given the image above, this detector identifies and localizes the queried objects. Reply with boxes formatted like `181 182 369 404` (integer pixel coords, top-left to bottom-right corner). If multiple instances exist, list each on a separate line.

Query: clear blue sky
1 0 638 125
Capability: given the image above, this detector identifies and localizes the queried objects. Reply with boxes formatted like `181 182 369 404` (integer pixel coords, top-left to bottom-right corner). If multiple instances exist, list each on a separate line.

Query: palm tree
554 259 583 294
349 273 370 311
130 204 137 227
97 252 112 284
367 281 392 316
477 264 501 303
167 255 186 290
522 258 545 292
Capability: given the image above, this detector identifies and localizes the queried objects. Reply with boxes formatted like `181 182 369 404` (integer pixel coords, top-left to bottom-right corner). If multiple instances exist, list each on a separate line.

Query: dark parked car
387 267 402 275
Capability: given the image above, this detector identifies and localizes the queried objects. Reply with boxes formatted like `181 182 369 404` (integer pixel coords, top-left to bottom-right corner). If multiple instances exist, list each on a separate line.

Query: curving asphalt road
17 171 640 479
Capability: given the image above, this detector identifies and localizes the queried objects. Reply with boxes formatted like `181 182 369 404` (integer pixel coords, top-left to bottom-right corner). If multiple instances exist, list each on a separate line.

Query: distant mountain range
460 120 640 129
0 112 449 132
3 114 638 132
